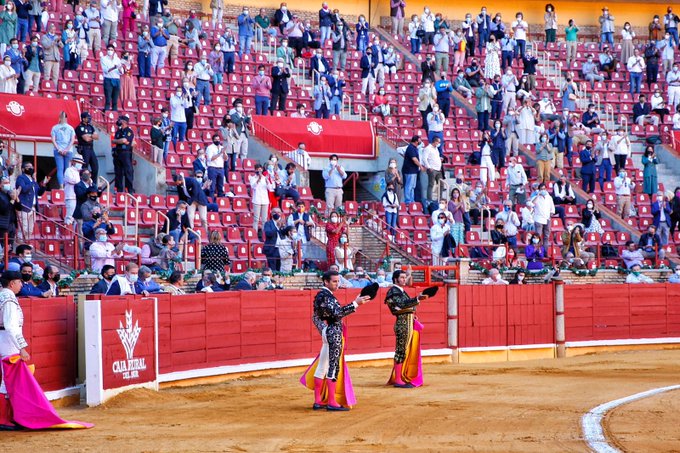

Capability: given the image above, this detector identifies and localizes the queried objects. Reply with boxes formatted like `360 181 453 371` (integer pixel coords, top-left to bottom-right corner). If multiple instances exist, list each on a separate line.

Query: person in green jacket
0 2 18 57
642 145 659 195
475 79 492 131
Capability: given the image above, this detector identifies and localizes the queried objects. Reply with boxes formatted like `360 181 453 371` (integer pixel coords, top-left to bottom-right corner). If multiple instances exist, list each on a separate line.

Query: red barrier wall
564 284 680 342
458 285 555 348
145 288 447 375
21 297 77 392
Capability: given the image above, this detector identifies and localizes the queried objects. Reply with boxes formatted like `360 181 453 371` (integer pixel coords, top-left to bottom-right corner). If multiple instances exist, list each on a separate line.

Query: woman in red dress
325 212 346 266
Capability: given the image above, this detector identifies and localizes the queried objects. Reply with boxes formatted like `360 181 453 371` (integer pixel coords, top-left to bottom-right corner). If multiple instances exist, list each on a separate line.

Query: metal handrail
342 172 359 201
183 228 201 271
155 211 170 237
342 93 352 119
120 192 139 243
251 118 310 186
97 176 110 209
356 104 368 121
358 207 431 265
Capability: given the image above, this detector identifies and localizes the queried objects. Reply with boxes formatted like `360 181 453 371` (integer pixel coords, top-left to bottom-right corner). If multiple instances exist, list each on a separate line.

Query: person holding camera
112 115 134 193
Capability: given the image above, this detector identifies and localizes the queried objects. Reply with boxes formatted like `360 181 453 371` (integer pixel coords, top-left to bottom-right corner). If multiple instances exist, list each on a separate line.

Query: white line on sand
581 384 680 452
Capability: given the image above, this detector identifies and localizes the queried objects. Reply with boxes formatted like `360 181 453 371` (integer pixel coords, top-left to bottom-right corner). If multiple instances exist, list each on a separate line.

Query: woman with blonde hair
201 230 232 274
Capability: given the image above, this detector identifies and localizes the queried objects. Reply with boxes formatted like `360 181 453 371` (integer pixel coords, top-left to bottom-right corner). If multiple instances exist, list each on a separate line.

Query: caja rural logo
113 310 147 380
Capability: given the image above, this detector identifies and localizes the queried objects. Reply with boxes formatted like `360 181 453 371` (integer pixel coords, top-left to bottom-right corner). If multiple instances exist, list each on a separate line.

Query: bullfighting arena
5 349 680 452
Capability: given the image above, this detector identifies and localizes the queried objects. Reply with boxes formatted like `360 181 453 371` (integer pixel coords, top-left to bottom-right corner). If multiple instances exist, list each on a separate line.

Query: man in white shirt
538 92 558 121
614 169 634 219
426 105 445 155
511 13 528 59
482 268 509 285
505 157 527 206
612 129 631 173
495 199 520 253
626 48 645 94
287 142 311 170
433 27 453 73
205 135 226 199
170 86 190 147
421 136 442 204
89 227 124 272
532 182 555 241
620 241 644 268
100 44 122 111
63 156 84 224
666 64 680 109
100 0 120 47
430 199 454 225
625 264 655 284
501 68 518 115
194 52 214 106
84 1 102 52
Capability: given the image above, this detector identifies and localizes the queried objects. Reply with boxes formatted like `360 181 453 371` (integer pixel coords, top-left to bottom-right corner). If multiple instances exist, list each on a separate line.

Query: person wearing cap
112 115 135 193
75 111 100 180
0 270 30 428
598 6 615 50
63 156 84 224
100 44 122 111
194 52 214 106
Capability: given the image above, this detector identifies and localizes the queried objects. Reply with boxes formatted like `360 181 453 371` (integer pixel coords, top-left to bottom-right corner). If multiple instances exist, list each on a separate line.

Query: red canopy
0 94 81 139
254 116 375 158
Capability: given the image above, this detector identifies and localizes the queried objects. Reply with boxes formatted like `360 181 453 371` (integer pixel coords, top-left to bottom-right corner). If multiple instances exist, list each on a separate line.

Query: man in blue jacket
134 265 162 295
15 161 48 243
237 7 254 57
175 173 208 230
579 140 596 194
263 207 284 271
651 191 672 247
18 263 51 298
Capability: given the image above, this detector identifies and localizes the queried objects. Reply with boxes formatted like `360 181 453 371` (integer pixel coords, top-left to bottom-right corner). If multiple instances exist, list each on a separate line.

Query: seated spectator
198 272 225 292
201 230 231 274
257 267 284 290
469 182 497 226
561 223 594 266
141 234 165 270
538 93 558 121
520 200 535 232
482 268 509 285
163 200 195 245
650 89 670 123
162 270 186 295
107 262 139 296
372 87 391 117
598 45 617 79
581 104 604 133
82 203 115 239
290 103 309 119
233 271 257 290
669 264 680 283
490 219 508 264
525 233 546 271
621 241 644 269
582 199 604 234
375 268 391 287
9 245 43 275
89 227 124 273
276 163 300 203
453 70 473 98
328 264 353 288
626 264 655 284
334 232 354 271
553 175 576 205
464 58 481 87
134 266 162 295
18 263 51 298
509 270 527 284
638 225 665 261
90 265 116 295
158 234 180 271
37 265 61 297
581 54 604 89
349 266 372 288
633 94 659 126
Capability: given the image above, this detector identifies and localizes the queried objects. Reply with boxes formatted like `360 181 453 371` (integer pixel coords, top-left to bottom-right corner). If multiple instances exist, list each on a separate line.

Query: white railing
342 93 352 119
356 103 368 121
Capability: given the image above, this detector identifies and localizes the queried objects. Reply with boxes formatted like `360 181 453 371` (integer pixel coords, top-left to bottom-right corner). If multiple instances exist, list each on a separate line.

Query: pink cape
2 355 93 429
388 318 424 387
299 326 356 407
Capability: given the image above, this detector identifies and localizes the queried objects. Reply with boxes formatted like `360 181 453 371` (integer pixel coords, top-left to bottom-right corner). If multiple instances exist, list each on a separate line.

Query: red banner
0 93 80 139
254 116 375 158
100 297 157 390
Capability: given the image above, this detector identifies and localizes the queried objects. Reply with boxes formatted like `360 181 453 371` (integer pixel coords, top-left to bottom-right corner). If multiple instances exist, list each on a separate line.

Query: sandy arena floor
5 349 680 452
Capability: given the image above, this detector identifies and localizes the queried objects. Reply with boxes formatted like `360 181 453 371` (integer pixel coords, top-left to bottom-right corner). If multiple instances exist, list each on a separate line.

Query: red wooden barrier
146 288 448 376
20 297 77 392
564 284 680 342
458 285 555 348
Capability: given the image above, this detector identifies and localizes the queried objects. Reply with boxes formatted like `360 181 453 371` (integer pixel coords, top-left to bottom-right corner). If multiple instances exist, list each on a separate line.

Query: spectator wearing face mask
372 87 391 118
17 263 51 298
287 200 314 260
90 264 116 294
322 155 346 215
313 75 332 119
626 264 655 284
360 47 376 95
89 227 124 272
63 157 84 224
668 264 680 283
431 212 456 265
106 262 139 295
252 65 272 115
532 183 555 241
15 161 47 243
331 22 349 70
325 212 346 265
525 233 546 271
382 183 400 240
418 79 437 132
